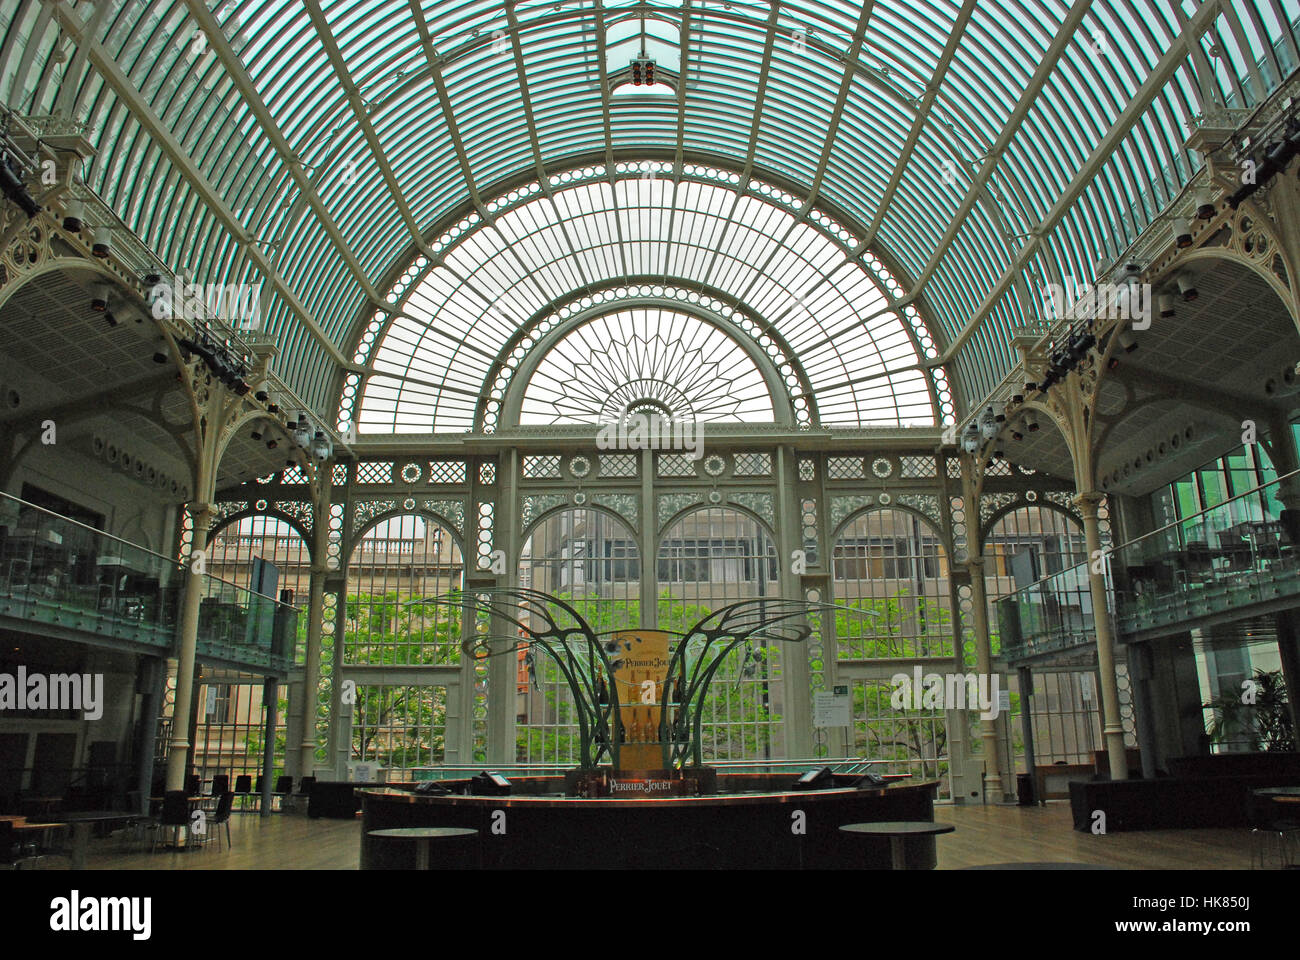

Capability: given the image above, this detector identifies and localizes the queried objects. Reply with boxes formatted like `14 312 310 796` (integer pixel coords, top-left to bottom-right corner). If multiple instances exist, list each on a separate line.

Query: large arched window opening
516 508 641 765
343 166 945 436
344 514 464 772
832 508 953 789
657 506 783 761
187 516 312 789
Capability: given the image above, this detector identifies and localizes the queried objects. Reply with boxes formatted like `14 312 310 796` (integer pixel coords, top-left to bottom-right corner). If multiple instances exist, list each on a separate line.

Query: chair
211 774 230 798
151 791 192 853
0 820 42 870
202 792 235 851
184 774 201 797
234 775 253 812
273 775 294 813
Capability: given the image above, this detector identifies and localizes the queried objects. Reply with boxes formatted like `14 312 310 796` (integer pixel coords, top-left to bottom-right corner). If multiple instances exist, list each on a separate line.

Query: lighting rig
178 326 252 396
1228 114 1300 209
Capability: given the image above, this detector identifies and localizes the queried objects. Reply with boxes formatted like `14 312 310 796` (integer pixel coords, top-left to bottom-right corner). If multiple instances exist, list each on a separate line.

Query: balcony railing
995 472 1300 662
0 492 298 671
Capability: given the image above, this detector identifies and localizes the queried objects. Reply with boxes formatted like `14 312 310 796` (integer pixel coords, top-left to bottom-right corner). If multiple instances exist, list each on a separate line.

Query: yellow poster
606 629 672 770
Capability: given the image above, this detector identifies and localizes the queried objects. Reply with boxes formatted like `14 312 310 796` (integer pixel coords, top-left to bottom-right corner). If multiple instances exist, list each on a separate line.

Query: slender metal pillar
166 503 212 791
776 446 813 758
134 656 164 813
1076 491 1129 779
964 554 1003 797
260 676 278 818
1016 666 1037 804
299 565 327 776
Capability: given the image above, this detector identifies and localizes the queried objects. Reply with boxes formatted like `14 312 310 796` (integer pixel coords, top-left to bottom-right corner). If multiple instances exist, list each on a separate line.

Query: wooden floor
22 801 1256 870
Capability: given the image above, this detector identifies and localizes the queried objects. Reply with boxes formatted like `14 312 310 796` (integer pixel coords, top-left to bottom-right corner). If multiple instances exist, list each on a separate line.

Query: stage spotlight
1117 328 1137 353
62 198 84 232
255 390 269 402
1171 217 1192 248
0 155 39 217
1194 189 1216 220
266 438 278 449
1026 413 1040 432
152 351 168 364
961 428 981 455
266 403 279 415
311 430 332 460
90 285 108 312
92 225 112 257
1158 293 1175 318
1176 273 1198 302
251 427 263 441
1011 430 1024 441
1011 393 1024 404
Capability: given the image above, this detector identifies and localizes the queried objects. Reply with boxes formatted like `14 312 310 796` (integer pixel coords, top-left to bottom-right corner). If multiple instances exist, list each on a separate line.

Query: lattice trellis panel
598 453 637 478
657 454 698 477
522 455 562 479
427 460 468 484
733 452 772 477
827 456 865 479
356 461 393 485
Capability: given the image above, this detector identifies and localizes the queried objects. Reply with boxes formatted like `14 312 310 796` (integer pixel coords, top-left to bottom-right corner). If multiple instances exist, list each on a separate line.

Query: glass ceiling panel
355 168 937 433
3 0 1297 421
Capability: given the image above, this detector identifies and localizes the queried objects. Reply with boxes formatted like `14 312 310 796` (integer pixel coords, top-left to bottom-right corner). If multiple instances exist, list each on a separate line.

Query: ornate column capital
1072 490 1104 516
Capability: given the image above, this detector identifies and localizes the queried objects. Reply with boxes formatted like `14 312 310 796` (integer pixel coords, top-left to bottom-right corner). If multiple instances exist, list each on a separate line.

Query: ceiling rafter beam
45 0 352 370
180 0 388 308
504 0 595 292
659 0 694 280
301 0 434 261
593 0 632 280
933 0 1224 367
907 0 1094 295
733 2 875 314
855 0 978 254
694 0 782 285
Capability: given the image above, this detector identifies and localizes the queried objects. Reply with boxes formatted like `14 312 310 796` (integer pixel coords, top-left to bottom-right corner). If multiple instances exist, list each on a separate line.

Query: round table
839 821 955 870
368 827 479 870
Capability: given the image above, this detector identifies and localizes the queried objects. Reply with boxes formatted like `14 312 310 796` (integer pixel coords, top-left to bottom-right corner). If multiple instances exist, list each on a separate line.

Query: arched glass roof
348 166 943 433
4 0 1296 421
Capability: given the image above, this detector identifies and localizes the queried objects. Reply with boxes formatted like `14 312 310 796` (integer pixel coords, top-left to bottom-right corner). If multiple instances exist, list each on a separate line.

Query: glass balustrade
0 491 297 671
996 472 1300 661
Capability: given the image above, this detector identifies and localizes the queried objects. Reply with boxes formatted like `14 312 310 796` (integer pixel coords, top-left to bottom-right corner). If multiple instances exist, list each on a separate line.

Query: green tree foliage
1204 668 1294 751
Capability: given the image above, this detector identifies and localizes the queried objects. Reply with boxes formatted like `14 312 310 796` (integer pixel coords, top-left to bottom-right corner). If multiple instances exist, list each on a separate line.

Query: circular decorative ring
708 491 723 504
255 499 268 511
573 492 588 505
1026 490 1038 502
703 454 727 477
871 457 894 479
878 492 892 505
806 588 821 603
569 455 591 478
403 497 416 511
400 462 422 483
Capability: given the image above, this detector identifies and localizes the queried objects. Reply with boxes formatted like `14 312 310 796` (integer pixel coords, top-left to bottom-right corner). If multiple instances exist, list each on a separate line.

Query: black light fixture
251 426 263 441
266 438 278 449
255 390 268 402
1176 273 1198 302
92 225 112 257
153 351 168 364
1193 188 1216 220
1171 217 1192 248
62 197 85 232
90 285 108 312
1158 293 1176 318
1026 412 1040 432
0 153 39 218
